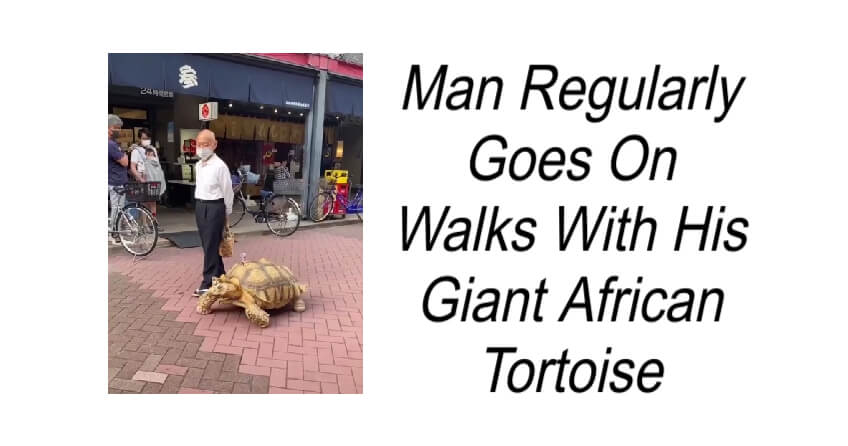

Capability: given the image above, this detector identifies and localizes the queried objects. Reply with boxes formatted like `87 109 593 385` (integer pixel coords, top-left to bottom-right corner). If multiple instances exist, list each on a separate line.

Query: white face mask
141 139 151 147
198 148 213 160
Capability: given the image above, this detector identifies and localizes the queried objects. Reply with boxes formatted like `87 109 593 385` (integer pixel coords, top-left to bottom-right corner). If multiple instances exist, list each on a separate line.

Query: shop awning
108 53 315 109
326 80 363 117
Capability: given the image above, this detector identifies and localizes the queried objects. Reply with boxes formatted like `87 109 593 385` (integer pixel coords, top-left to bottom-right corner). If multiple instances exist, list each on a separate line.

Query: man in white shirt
192 129 234 296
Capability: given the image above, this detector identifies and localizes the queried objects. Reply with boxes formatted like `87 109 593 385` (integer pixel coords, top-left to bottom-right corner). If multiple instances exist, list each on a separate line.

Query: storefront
108 53 362 213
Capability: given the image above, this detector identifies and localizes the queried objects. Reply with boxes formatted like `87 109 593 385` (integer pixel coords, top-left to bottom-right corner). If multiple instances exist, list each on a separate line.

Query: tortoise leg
293 284 307 312
245 304 270 328
241 291 270 328
196 292 220 315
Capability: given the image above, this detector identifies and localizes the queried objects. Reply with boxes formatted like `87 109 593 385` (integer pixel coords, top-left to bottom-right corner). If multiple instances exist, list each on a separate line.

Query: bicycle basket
273 178 305 196
125 181 162 202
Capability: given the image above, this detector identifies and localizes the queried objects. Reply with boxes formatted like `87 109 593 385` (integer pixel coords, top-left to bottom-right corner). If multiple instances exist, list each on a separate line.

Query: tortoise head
209 275 242 298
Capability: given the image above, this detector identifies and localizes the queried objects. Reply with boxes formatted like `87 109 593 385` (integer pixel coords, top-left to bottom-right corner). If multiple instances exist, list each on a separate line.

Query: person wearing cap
193 129 234 297
107 114 129 245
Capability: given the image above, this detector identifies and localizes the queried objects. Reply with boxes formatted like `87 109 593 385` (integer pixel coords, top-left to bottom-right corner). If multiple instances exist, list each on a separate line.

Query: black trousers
195 199 226 289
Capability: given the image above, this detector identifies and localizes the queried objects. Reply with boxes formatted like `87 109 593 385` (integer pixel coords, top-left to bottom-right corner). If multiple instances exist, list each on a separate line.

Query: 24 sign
140 88 173 98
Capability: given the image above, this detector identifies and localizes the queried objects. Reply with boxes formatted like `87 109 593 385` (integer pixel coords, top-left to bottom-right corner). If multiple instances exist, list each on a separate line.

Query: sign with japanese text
140 88 174 98
199 102 219 121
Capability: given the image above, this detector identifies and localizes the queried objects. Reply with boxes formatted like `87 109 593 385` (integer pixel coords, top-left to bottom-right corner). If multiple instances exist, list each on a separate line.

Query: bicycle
108 182 160 257
229 171 302 237
309 178 363 222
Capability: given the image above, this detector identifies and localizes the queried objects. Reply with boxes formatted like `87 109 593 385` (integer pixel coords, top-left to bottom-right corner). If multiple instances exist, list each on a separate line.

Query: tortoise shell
226 258 303 309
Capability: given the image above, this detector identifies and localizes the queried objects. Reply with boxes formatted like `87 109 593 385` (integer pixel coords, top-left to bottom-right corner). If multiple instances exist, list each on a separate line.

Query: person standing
193 129 233 296
107 114 129 245
129 128 160 218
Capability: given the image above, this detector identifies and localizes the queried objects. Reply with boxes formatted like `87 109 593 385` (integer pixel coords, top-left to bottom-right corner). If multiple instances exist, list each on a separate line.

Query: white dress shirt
194 154 234 215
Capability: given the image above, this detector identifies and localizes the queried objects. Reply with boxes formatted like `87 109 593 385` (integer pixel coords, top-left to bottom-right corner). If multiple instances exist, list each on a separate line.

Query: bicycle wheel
230 197 247 227
115 205 158 256
265 194 301 237
309 193 333 222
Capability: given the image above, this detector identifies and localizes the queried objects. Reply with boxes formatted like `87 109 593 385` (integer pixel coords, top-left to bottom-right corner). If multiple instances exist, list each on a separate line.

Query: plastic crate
273 178 304 196
125 181 162 202
324 169 348 184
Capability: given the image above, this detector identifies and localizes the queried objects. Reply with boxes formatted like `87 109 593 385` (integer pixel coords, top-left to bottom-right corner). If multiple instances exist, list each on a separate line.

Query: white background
1 2 845 445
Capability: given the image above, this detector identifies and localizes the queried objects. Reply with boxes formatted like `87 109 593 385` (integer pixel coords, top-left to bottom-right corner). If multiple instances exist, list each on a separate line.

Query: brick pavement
108 224 362 394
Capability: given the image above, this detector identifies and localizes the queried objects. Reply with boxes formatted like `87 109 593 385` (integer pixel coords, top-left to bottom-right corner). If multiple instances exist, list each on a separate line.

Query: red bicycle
309 179 363 222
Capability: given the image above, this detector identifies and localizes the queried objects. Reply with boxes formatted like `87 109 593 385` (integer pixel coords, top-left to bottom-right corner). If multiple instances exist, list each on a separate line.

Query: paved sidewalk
108 224 362 394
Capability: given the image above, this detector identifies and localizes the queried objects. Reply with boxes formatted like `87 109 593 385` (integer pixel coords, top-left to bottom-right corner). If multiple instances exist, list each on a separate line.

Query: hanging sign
199 102 219 121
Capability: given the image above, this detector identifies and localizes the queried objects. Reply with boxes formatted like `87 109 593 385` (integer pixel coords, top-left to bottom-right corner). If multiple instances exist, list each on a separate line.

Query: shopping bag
219 226 235 257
